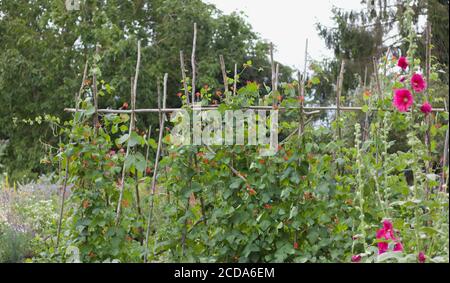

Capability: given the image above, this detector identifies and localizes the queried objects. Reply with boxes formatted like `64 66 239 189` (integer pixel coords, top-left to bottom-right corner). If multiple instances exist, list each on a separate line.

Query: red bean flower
393 89 414 112
411 73 427 93
420 102 432 115
397 56 409 70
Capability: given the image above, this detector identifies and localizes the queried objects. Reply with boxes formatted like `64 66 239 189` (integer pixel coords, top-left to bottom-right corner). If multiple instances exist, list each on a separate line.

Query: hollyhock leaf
430 256 446 263
377 251 404 262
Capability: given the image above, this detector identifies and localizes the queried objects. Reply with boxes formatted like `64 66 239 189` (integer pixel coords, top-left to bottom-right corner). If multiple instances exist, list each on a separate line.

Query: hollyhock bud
393 242 403 252
399 76 406 83
418 252 426 263
420 102 432 115
351 255 362 263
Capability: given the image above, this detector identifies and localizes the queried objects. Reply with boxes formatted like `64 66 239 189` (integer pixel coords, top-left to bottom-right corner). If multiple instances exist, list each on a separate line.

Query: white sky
205 0 362 70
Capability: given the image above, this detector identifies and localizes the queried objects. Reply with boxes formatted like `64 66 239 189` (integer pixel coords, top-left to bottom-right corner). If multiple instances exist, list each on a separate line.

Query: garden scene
0 0 448 264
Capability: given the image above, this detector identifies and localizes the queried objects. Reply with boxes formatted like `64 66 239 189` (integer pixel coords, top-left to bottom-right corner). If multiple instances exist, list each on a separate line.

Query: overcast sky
204 0 362 70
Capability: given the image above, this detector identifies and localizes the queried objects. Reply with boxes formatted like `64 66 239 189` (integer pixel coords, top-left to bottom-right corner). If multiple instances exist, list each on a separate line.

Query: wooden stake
180 51 190 105
233 63 238 96
56 57 91 249
191 23 197 103
297 39 308 137
144 74 168 262
270 43 276 105
76 61 89 111
372 57 382 101
93 44 100 133
144 125 153 178
115 40 141 225
297 71 305 137
65 105 447 114
336 60 345 140
219 55 229 94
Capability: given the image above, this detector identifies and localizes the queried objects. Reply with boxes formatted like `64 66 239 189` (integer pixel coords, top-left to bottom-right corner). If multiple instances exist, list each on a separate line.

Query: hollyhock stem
354 124 368 250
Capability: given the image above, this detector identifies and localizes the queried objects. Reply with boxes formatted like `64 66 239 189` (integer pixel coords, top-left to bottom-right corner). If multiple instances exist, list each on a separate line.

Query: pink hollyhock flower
377 242 389 254
418 252 426 263
376 219 403 254
376 228 387 239
351 255 362 263
420 102 432 115
393 89 414 112
397 57 408 70
411 73 427 93
382 220 393 231
393 242 403 252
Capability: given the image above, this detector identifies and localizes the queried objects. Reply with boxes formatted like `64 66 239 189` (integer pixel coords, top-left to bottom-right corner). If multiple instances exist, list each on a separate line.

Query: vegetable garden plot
37 21 449 263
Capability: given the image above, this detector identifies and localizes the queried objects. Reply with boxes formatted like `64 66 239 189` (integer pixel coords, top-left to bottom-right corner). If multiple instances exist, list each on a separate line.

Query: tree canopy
0 0 292 180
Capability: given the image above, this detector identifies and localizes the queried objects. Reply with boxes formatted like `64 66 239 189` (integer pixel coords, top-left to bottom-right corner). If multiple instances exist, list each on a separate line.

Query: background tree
0 0 292 180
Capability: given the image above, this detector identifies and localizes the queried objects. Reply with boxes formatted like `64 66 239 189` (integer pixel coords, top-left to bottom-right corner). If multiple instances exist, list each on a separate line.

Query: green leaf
289 206 298 220
147 138 157 149
129 131 144 147
117 134 129 145
85 105 96 116
311 77 320 85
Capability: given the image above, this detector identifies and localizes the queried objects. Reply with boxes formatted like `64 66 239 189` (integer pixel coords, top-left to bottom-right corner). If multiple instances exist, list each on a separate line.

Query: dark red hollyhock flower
420 102 432 115
397 56 408 70
351 255 362 263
